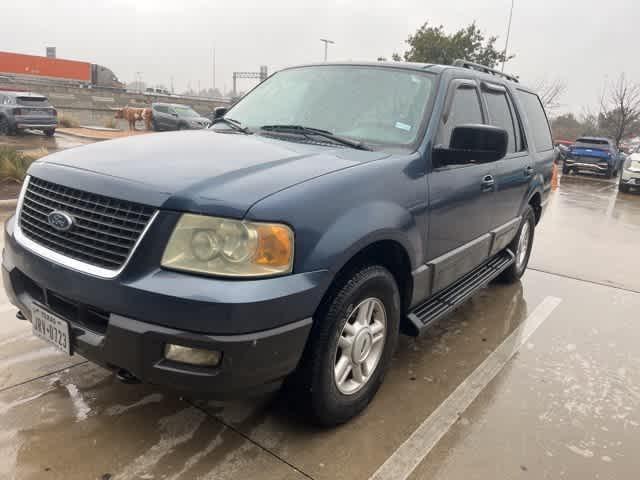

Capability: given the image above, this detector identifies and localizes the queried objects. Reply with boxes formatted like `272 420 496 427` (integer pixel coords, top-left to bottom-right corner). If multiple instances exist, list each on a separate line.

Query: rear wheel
498 205 535 283
296 265 400 426
619 182 629 193
44 129 55 137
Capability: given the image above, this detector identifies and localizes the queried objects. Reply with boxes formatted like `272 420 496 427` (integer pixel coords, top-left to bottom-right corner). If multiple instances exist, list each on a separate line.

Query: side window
483 89 518 154
155 105 168 114
437 85 483 147
517 90 553 152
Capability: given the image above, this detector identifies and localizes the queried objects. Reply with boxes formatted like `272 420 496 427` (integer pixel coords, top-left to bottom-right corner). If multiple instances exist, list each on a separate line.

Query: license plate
32 304 71 355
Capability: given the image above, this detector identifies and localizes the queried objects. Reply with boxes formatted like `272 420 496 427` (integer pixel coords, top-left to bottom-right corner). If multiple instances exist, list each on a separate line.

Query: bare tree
599 74 640 148
533 79 567 113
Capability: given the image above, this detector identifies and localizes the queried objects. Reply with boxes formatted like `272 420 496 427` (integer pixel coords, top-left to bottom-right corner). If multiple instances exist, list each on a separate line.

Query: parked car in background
0 91 57 136
151 103 211 131
3 60 553 426
563 137 623 178
619 152 640 193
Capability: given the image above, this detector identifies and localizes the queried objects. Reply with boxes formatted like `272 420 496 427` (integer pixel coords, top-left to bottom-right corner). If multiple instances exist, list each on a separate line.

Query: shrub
58 113 80 128
0 146 48 183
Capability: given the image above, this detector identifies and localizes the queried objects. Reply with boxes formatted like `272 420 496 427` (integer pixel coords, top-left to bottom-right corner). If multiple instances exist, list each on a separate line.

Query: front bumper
3 214 330 397
621 170 640 185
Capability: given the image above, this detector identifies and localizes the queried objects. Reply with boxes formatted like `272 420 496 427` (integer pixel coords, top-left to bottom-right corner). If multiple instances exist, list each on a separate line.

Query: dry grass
58 113 80 128
0 146 48 183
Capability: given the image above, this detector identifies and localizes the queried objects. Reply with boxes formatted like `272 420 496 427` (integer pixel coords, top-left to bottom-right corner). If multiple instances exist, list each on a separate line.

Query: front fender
307 200 420 275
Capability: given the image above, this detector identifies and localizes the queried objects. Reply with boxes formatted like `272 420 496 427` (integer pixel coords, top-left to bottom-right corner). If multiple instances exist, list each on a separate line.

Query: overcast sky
3 0 638 114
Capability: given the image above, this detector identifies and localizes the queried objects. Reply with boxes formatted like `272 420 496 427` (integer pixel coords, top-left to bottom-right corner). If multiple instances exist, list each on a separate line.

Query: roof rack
452 59 519 83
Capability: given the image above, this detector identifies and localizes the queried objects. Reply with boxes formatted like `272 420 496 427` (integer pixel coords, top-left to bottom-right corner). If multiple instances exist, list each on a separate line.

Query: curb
56 130 109 141
0 198 18 208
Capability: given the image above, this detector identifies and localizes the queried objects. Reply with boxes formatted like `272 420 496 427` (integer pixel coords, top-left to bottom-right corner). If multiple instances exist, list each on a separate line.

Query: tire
498 205 535 283
44 129 55 137
605 167 613 179
152 120 159 131
0 116 12 136
178 123 188 130
296 265 400 426
562 163 570 174
619 183 629 193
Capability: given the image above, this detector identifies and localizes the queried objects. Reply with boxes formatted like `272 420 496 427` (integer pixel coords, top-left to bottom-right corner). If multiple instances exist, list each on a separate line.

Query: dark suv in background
151 102 211 131
0 91 58 136
3 60 553 426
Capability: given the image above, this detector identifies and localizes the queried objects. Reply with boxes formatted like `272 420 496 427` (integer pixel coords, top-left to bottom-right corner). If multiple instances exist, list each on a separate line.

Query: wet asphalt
0 171 638 480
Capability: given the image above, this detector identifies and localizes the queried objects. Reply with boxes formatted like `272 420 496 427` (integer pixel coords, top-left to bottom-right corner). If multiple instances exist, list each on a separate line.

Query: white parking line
369 296 563 480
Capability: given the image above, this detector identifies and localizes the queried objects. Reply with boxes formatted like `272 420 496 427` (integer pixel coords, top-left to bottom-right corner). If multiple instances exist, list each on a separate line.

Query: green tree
389 22 513 68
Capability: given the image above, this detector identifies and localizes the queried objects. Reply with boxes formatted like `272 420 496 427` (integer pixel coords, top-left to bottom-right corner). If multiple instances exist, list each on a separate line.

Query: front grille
19 176 155 271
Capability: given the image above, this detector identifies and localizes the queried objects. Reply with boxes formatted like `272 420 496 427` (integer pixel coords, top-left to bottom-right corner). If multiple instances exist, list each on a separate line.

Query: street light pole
502 0 515 72
320 38 335 61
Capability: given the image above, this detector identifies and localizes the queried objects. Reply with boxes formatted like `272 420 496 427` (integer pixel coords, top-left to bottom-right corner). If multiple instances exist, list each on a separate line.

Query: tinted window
17 96 50 107
154 105 169 113
576 138 609 145
518 90 553 152
437 86 483 147
484 91 517 153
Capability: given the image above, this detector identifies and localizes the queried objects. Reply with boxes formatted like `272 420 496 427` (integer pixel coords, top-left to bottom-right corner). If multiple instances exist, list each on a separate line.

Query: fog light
164 344 222 367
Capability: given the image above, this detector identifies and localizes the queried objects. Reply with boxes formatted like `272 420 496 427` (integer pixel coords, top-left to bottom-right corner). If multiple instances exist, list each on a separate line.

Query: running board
406 250 515 335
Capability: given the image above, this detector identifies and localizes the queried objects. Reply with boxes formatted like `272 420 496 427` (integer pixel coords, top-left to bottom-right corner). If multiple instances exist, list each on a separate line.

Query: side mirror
213 107 228 119
434 124 508 166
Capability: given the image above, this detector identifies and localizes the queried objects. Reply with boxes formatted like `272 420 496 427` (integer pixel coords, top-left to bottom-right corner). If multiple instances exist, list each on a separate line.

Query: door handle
524 166 534 176
481 175 495 192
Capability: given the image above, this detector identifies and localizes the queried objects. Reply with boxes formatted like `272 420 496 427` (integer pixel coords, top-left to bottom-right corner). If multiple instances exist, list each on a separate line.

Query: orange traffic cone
551 163 559 190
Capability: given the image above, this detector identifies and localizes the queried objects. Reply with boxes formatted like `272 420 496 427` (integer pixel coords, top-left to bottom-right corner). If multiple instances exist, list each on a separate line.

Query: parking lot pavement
0 177 638 480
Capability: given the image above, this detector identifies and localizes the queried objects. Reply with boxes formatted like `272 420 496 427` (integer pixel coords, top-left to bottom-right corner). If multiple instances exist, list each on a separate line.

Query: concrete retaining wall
0 78 230 128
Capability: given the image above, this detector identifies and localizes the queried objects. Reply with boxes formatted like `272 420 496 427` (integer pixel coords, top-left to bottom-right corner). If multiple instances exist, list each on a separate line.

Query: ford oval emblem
47 211 74 232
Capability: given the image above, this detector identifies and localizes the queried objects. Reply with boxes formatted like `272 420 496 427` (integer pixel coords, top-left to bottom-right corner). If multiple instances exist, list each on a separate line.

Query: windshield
226 66 435 148
173 106 199 117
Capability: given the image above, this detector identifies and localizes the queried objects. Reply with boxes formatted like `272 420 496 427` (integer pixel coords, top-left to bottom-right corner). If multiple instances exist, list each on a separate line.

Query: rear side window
17 96 50 107
484 90 517 154
517 90 552 152
437 86 483 147
154 105 169 113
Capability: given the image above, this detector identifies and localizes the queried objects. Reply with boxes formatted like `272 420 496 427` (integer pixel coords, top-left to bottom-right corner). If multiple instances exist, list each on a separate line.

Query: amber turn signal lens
254 225 294 268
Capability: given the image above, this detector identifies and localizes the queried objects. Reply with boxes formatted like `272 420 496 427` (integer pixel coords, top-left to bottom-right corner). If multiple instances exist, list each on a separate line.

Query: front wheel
498 205 535 283
619 183 629 193
296 265 400 426
562 163 570 174
44 129 55 137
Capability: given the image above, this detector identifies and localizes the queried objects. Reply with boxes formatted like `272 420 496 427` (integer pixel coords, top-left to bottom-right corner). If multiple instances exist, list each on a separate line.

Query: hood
30 130 388 218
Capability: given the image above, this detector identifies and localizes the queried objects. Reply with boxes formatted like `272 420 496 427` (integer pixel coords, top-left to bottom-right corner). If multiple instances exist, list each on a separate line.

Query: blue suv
3 60 553 425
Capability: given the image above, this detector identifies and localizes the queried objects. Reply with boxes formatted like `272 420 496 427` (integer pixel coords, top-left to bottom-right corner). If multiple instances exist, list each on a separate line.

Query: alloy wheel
334 297 387 395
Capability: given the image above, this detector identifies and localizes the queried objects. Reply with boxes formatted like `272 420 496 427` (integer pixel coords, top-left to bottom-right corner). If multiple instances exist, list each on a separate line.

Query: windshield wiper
211 117 251 134
259 124 371 151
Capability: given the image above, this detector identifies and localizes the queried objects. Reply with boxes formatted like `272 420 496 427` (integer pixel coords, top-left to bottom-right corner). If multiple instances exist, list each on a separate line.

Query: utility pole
320 38 335 61
135 71 143 93
502 0 515 72
212 46 216 92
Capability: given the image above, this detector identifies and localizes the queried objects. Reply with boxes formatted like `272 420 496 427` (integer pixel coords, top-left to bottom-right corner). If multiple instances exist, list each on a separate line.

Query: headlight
161 214 294 277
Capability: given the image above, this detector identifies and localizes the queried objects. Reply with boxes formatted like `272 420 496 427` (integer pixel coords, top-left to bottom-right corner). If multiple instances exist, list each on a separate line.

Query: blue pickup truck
563 136 624 178
3 60 553 425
